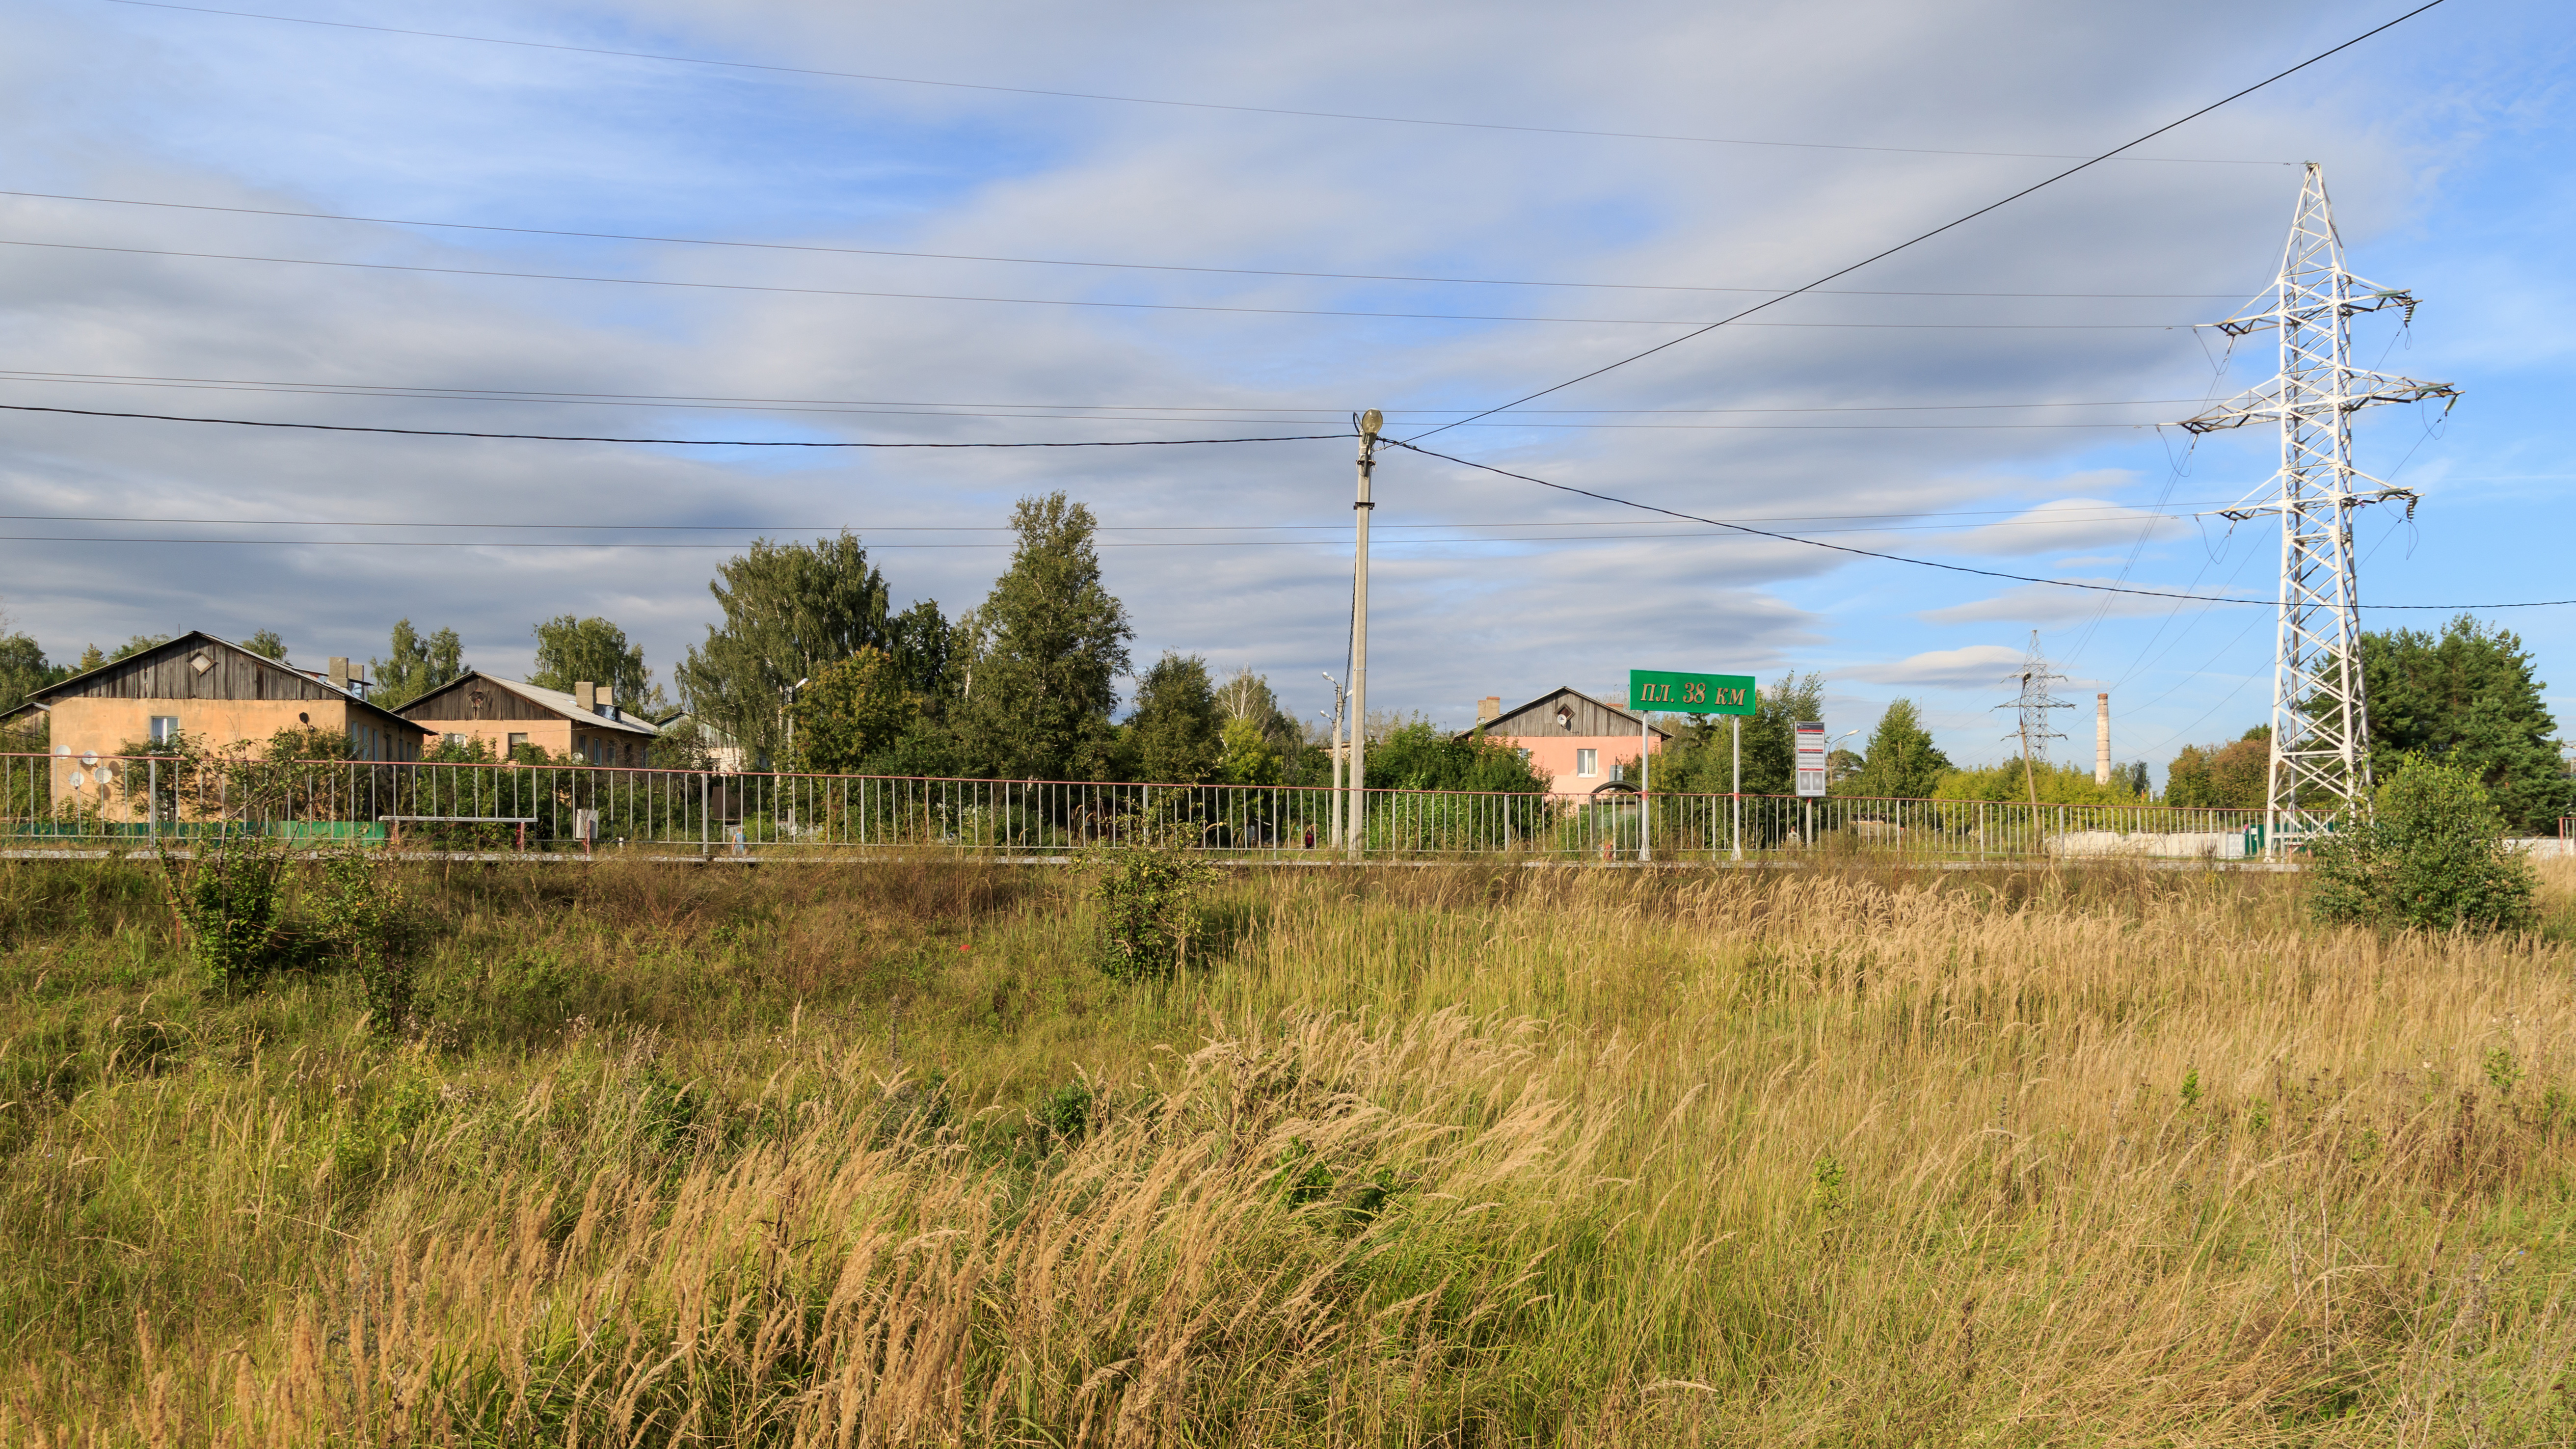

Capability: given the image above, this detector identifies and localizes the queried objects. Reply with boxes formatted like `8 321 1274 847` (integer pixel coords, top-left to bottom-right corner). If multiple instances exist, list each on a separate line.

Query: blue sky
1 0 2569 778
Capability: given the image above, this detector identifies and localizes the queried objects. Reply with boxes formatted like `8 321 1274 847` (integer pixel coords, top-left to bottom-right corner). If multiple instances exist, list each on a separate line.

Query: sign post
1628 670 1757 864
1795 720 1827 853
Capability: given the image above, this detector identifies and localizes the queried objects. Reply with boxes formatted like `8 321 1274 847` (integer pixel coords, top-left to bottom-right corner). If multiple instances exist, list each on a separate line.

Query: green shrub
154 833 290 990
1037 1080 1095 1147
2308 755 2538 934
1076 816 1218 981
312 848 420 1034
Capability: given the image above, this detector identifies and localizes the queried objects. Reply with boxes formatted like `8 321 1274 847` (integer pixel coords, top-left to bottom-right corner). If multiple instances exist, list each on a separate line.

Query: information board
1628 669 1757 716
1795 720 1828 798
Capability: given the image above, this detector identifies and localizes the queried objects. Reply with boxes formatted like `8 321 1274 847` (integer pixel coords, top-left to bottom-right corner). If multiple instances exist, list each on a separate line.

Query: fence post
700 772 710 858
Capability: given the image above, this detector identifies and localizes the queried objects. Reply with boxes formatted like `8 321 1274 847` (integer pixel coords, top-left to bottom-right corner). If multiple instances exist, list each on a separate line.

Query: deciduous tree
677 532 890 767
368 620 464 709
2360 615 2572 833
2165 727 2270 810
530 616 663 713
950 494 1131 780
788 647 920 774
1124 652 1222 783
1841 698 1952 801
0 631 59 720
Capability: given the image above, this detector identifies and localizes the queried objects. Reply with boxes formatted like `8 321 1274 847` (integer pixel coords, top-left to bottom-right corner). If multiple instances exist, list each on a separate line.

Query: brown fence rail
2 751 2285 862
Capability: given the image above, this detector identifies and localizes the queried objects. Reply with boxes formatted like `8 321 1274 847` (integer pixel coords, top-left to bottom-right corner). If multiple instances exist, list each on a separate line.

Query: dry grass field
2 852 2572 1446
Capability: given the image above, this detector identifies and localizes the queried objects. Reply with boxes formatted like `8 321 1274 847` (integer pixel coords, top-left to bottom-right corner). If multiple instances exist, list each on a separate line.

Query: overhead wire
0 402 1342 447
0 371 2226 429
0 238 2221 330
2060 327 2243 672
1402 0 2451 444
0 371 2250 414
105 0 2292 166
1385 438 2571 610
0 190 2265 301
0 525 2207 549
0 503 2244 531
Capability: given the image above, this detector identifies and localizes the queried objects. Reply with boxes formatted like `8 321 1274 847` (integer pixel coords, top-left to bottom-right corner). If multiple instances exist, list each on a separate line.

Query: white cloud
1927 496 2189 557
1845 644 2028 688
0 0 2538 739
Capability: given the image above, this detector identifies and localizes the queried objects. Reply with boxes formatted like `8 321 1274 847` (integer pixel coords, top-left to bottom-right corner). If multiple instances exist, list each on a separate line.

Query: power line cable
0 526 2202 549
1402 0 2450 444
0 238 2216 329
0 517 2214 544
1385 437 2569 610
104 0 2293 166
0 190 2264 300
0 402 1341 447
0 372 2219 430
0 371 2247 413
0 503 2242 530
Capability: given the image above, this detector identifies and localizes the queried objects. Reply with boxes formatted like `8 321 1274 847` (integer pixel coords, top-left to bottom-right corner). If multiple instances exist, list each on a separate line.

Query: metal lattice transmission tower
2178 162 2456 847
1996 631 2074 804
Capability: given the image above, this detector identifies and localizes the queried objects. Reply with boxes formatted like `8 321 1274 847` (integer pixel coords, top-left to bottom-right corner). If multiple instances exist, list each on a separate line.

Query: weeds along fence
2 751 2276 862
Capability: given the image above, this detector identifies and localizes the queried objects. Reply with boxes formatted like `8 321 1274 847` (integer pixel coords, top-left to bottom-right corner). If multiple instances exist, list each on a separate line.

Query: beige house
396 671 659 766
6 632 429 816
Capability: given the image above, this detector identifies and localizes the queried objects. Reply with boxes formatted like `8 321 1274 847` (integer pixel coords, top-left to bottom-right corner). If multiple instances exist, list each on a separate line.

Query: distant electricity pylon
2179 162 2457 850
1996 630 2073 809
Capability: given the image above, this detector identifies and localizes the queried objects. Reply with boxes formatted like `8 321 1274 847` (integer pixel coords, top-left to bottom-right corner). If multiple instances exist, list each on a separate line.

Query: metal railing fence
2 751 2277 861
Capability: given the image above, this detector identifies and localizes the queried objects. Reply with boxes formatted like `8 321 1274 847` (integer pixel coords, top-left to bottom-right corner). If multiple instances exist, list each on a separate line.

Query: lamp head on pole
1357 409 1382 439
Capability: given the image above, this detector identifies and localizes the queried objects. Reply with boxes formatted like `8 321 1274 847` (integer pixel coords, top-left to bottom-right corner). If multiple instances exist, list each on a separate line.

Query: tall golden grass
1 854 2571 1445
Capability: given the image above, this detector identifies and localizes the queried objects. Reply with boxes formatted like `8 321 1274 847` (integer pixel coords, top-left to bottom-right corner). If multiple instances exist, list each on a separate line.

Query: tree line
2 539 2567 825
1655 616 2568 834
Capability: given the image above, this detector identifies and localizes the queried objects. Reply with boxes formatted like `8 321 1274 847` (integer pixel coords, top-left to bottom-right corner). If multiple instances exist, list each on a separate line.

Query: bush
1076 815 1218 981
312 848 420 1034
2308 755 2538 934
155 833 291 990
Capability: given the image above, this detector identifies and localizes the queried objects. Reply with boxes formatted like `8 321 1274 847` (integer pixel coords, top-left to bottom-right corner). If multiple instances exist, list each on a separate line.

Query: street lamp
783 676 809 768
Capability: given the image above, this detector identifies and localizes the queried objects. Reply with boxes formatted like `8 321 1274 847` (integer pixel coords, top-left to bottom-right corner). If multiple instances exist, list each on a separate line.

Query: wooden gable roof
1466 686 1673 742
397 671 660 736
25 631 429 732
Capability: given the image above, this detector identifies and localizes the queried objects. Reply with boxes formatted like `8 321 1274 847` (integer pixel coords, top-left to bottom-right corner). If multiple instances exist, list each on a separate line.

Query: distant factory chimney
2095 692 2112 786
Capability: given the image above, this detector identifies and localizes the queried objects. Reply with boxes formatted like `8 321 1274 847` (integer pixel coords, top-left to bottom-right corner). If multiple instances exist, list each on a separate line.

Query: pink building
1465 686 1671 796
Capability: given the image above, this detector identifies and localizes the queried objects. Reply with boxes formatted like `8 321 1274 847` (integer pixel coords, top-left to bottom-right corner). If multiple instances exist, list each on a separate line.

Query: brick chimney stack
2095 692 2112 786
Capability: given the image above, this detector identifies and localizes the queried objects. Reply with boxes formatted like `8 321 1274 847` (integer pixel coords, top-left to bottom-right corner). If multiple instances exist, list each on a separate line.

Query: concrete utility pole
1346 410 1381 860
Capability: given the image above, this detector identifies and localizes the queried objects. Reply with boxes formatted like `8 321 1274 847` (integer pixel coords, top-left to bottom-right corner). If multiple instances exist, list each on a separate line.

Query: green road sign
1629 669 1756 716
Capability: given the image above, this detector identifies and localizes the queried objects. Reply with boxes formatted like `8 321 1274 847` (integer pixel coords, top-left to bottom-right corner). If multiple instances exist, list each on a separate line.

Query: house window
1576 748 1599 778
443 732 468 748
507 732 528 756
149 716 180 744
1515 748 1532 763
